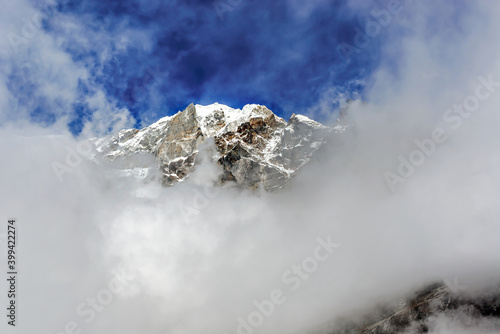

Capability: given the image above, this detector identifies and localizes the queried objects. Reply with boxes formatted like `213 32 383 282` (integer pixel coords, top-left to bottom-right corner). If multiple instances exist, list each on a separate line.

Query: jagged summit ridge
93 103 344 190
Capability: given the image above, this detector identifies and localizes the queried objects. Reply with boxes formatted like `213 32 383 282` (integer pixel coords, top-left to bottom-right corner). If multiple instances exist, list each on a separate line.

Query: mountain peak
93 103 345 190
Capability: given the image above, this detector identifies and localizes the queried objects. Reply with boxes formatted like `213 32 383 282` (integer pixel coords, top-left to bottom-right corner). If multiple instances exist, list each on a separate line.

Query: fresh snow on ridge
293 114 329 129
194 103 267 137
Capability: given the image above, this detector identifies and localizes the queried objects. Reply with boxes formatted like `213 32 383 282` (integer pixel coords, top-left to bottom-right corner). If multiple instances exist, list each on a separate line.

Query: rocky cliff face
92 103 345 190
324 282 500 334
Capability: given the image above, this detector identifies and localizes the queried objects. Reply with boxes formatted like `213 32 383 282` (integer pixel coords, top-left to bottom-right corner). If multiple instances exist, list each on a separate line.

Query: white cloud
0 0 136 136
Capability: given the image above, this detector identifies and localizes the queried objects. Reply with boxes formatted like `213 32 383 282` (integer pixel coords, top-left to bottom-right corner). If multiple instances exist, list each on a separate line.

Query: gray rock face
325 282 500 334
92 103 346 190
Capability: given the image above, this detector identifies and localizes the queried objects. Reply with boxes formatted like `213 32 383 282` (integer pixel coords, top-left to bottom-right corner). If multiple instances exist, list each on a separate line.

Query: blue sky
1 0 469 136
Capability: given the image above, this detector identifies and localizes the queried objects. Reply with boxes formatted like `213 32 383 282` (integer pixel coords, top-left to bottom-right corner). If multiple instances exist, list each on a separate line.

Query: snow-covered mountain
92 103 346 190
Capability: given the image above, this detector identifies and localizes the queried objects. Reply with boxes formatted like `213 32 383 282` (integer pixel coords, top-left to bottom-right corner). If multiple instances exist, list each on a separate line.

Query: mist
2 1 500 334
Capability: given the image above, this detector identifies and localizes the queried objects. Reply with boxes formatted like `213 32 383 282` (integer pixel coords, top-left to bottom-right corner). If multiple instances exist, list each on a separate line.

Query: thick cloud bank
2 1 500 334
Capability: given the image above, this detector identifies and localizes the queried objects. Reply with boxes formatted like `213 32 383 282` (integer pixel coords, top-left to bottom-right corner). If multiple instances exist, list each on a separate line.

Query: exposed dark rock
325 282 500 334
